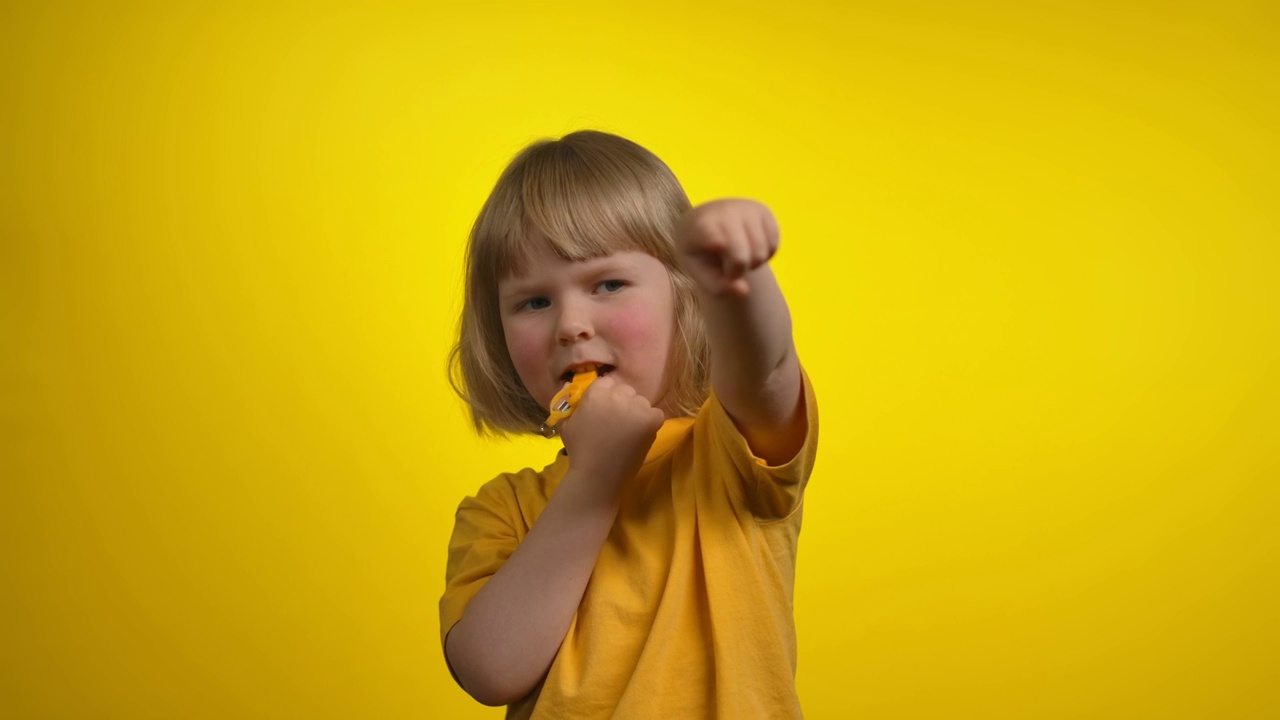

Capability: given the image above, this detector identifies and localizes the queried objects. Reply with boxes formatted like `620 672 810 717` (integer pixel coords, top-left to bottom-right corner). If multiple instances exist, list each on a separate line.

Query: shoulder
692 365 819 519
453 453 567 533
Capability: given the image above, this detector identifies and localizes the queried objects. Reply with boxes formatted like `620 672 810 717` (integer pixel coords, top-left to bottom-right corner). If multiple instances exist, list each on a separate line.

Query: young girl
441 130 818 719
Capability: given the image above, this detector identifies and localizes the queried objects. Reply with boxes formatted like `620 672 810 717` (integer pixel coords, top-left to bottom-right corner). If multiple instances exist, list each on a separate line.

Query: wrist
558 464 627 507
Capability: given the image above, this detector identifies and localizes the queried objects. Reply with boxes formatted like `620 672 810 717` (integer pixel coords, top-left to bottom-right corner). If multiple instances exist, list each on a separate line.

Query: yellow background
3 1 1277 717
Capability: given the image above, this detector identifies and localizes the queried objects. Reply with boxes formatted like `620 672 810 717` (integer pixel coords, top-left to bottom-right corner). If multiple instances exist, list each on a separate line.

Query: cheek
503 323 546 386
607 304 672 356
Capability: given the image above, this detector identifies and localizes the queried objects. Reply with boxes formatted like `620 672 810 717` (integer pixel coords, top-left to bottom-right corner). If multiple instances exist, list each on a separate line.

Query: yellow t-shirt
440 371 819 719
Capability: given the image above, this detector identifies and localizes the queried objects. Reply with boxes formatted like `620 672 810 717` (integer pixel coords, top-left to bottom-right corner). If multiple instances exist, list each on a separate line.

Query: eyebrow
498 280 542 301
498 257 636 299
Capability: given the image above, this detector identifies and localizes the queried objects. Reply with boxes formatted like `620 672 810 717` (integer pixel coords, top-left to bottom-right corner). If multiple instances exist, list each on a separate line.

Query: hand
675 198 780 296
558 376 665 489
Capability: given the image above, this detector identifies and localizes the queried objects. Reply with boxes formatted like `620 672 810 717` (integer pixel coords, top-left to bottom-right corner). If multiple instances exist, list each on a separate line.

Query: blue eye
599 279 625 293
520 296 551 311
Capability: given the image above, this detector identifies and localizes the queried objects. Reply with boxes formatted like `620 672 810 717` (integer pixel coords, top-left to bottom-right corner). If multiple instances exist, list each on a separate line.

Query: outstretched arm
675 198 805 465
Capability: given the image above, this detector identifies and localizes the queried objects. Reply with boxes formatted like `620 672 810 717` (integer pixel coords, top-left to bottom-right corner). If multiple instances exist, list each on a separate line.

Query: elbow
460 672 536 708
446 624 538 707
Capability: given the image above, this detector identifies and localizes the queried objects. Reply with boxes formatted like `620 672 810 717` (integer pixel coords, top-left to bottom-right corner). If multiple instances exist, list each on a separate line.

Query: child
441 130 818 719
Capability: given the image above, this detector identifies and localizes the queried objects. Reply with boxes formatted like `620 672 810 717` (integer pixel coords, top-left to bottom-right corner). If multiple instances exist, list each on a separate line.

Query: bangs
476 135 684 281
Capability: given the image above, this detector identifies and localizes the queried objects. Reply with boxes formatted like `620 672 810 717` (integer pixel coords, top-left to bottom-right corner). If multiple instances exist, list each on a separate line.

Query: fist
675 198 780 296
558 376 665 484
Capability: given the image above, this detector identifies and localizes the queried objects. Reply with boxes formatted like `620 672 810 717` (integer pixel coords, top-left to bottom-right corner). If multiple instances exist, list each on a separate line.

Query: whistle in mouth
541 366 598 436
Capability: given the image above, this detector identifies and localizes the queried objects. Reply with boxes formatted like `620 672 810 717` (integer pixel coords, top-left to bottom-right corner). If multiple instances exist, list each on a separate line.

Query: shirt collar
552 415 694 467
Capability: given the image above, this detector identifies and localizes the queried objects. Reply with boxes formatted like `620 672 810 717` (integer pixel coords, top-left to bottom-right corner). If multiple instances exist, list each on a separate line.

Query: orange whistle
542 366 598 435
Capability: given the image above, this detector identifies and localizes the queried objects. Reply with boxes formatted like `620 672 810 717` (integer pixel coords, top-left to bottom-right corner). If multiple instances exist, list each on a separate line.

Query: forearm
446 469 620 706
698 264 794 382
697 264 801 427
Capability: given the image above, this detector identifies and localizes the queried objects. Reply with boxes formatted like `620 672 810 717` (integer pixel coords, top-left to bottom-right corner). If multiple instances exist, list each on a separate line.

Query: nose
555 299 595 345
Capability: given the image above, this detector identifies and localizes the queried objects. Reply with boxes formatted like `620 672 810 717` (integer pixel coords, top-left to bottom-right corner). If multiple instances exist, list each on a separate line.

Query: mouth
561 364 614 383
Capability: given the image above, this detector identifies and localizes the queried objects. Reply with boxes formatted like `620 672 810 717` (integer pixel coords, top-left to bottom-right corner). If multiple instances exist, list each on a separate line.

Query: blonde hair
449 130 710 437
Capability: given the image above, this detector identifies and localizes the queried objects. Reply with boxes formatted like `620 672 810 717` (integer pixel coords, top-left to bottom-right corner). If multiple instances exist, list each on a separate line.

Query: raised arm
675 198 805 465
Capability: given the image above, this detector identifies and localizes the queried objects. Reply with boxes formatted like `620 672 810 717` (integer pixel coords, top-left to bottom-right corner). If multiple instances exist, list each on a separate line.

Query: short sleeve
700 365 819 520
438 478 522 668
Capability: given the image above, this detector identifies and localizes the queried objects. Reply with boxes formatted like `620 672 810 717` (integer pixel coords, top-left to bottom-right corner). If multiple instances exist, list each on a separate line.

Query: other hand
558 376 665 487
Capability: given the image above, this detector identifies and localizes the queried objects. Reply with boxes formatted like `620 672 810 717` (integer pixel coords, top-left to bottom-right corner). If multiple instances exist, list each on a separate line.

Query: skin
446 198 805 706
497 246 678 420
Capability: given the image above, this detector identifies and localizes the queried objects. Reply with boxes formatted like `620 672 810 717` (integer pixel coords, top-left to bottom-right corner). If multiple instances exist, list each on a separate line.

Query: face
498 243 677 417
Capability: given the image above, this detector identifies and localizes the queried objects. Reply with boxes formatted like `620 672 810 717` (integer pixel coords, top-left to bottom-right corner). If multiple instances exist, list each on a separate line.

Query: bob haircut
449 130 710 437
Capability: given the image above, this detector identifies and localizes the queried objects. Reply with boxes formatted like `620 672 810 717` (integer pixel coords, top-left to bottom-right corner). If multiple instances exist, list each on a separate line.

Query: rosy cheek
603 308 647 345
504 326 545 391
606 304 670 352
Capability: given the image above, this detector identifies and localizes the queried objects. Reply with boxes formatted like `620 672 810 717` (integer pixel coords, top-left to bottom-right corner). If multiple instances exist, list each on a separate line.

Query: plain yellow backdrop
3 1 1277 718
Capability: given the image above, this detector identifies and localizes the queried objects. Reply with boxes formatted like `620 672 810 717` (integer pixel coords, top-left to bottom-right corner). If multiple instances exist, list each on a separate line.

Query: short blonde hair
449 130 710 437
